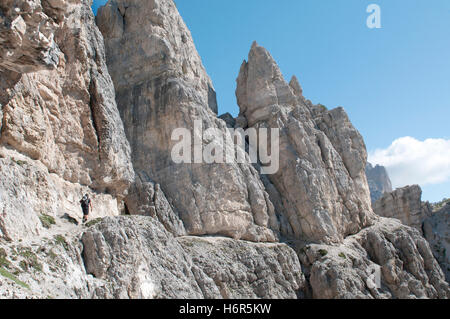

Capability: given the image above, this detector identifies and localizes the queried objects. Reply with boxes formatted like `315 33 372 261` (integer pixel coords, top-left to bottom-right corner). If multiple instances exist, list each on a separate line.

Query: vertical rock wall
0 0 134 240
97 0 279 242
235 42 375 244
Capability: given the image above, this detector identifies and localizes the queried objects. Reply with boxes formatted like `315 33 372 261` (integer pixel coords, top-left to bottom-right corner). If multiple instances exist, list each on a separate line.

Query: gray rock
81 216 207 298
179 236 306 299
236 42 375 244
0 0 447 301
0 0 63 73
373 185 433 232
0 148 122 242
125 171 186 237
97 0 278 242
298 217 449 299
365 163 393 203
218 113 236 128
424 203 450 282
373 186 450 284
0 0 134 197
82 216 305 299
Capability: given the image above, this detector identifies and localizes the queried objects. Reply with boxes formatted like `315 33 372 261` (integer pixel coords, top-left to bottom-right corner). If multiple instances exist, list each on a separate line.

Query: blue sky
92 1 450 202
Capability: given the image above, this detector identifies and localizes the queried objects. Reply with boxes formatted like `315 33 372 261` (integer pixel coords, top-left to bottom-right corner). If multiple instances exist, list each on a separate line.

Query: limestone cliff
234 42 448 298
373 185 449 284
0 0 134 242
236 42 375 244
0 0 62 73
373 185 433 232
96 0 278 242
0 0 448 300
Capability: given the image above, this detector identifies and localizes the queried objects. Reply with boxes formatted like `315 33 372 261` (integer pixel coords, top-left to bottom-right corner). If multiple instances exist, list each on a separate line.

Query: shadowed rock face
97 0 279 242
366 163 393 203
124 171 186 237
236 42 375 244
424 203 450 283
218 113 236 128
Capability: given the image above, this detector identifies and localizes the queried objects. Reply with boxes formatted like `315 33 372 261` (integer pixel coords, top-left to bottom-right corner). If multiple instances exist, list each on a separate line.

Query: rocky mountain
365 163 393 203
0 0 134 242
373 185 433 232
96 0 278 243
373 185 449 284
424 203 450 283
0 0 448 299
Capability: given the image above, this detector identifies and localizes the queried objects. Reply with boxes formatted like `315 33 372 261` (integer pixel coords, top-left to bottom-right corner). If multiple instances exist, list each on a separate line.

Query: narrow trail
0 210 114 298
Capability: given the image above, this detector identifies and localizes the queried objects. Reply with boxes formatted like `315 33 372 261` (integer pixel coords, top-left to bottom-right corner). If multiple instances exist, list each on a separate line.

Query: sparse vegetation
339 252 346 259
318 249 328 257
182 241 194 248
47 249 58 260
18 247 43 272
433 198 450 212
39 214 56 229
13 158 28 166
64 214 79 225
0 248 10 268
85 218 103 228
0 267 29 289
54 234 69 250
316 104 328 112
19 260 27 271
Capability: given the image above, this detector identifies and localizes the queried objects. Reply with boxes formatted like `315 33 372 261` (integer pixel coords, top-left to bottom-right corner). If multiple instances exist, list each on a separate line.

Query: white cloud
368 137 450 188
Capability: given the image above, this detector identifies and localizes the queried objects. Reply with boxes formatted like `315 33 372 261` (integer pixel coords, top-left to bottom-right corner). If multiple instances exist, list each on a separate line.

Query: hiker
80 194 93 223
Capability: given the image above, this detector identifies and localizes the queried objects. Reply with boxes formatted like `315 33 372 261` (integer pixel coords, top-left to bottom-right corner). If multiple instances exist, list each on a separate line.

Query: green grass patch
0 248 10 268
13 158 28 166
85 218 103 228
39 214 56 229
18 248 42 272
318 249 328 257
54 235 69 250
339 252 346 259
0 256 10 268
316 104 328 112
0 267 29 289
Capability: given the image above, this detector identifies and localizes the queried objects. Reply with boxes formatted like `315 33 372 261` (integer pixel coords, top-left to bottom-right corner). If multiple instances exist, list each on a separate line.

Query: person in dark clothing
80 194 92 223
